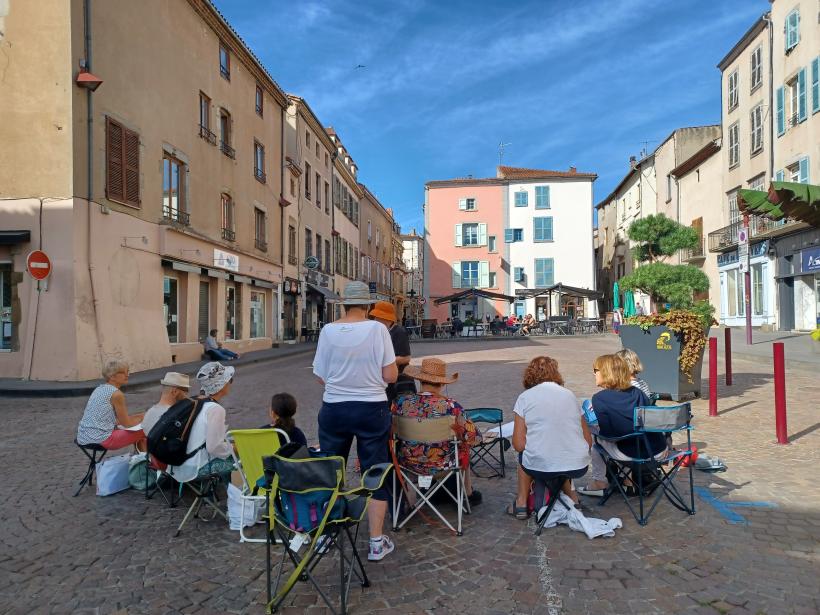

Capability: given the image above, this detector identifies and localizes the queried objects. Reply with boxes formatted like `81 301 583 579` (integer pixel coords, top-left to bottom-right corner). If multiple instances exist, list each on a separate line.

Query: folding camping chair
593 403 696 526
172 466 230 537
262 448 391 615
143 455 179 507
228 428 290 543
532 474 576 536
73 440 107 496
464 408 507 478
391 415 471 536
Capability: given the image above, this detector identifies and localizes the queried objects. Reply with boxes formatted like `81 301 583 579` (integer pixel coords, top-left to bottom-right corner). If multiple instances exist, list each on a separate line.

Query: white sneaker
367 535 395 561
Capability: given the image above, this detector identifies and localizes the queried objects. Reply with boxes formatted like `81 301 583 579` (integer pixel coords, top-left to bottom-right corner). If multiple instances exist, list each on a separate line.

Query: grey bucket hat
340 281 373 306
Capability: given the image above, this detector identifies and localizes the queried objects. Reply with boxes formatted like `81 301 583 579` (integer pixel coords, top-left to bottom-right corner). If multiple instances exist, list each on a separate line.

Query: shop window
0 264 12 351
225 285 238 340
250 291 266 338
163 276 179 343
198 281 210 342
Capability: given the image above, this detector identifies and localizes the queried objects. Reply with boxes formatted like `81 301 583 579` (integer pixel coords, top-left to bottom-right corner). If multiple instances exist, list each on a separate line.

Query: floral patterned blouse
391 392 481 473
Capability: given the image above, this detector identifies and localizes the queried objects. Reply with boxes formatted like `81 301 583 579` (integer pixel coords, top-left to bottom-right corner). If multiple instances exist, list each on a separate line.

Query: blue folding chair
464 408 507 478
593 403 695 526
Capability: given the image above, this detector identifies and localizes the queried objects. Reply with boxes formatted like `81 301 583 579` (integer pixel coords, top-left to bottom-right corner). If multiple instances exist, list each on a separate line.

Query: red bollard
709 337 718 417
773 342 789 444
724 327 732 386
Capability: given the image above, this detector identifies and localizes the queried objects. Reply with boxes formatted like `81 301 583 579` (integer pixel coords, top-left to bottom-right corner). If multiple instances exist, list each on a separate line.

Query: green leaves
628 214 699 263
619 262 709 309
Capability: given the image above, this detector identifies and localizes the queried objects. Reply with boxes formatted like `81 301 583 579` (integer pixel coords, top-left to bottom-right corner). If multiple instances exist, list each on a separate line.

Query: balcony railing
681 237 705 262
255 238 268 252
163 206 190 226
220 141 235 159
198 124 217 145
708 217 801 252
221 227 235 242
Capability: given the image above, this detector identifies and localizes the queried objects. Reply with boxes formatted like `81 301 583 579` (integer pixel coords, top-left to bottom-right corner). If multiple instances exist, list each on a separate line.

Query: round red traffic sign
26 250 52 280
419 297 427 305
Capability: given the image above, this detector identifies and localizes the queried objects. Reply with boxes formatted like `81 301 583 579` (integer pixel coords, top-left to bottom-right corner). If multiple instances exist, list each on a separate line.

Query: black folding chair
173 472 227 536
73 439 107 496
464 408 507 478
593 403 696 526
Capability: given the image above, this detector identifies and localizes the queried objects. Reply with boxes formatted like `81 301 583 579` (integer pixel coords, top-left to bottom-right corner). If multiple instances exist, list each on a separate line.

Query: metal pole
743 213 752 345
708 337 718 417
724 327 733 386
773 342 788 444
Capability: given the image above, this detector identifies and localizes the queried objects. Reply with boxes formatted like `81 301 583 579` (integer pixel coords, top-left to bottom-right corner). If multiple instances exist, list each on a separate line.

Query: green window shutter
455 224 462 247
799 157 809 184
479 261 489 288
504 228 513 242
776 87 785 135
452 261 461 288
812 57 820 114
798 67 807 122
478 223 487 246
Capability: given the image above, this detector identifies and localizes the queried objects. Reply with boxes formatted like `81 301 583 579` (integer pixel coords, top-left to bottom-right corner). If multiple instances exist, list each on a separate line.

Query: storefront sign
213 249 239 272
656 331 672 351
801 247 820 272
717 241 768 268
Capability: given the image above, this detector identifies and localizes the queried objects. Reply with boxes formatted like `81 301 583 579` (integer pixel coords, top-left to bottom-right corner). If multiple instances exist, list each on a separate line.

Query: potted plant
618 214 714 400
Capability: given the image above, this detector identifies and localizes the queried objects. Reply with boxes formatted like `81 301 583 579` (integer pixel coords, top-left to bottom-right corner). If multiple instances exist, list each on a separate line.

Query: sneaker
468 489 483 506
368 535 395 562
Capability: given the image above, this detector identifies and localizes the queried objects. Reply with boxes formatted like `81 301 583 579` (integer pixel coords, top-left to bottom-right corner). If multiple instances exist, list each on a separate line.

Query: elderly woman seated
391 358 483 506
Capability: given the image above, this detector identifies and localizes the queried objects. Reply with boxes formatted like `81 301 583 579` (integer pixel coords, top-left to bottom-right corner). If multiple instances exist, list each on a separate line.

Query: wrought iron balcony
708 217 801 252
220 141 235 159
198 124 217 145
255 168 267 183
255 238 268 252
162 206 190 226
288 254 298 266
221 228 235 242
681 238 705 262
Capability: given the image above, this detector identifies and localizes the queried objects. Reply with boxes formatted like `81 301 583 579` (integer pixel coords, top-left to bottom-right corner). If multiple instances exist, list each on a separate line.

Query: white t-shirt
141 402 171 436
513 382 590 473
312 320 396 403
167 401 232 483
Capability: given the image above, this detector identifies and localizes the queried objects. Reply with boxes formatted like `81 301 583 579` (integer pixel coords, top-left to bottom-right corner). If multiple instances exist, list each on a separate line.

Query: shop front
772 228 820 330
718 241 776 328
282 278 300 341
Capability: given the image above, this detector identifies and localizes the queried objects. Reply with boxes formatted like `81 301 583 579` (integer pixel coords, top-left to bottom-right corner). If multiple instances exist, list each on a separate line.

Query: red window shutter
106 117 124 202
123 128 140 206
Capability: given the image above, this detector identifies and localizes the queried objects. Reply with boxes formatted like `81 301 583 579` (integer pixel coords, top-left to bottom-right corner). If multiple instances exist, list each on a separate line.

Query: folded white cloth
538 493 623 539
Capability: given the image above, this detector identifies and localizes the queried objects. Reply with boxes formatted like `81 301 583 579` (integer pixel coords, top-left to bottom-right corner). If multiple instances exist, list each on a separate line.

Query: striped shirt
77 384 118 445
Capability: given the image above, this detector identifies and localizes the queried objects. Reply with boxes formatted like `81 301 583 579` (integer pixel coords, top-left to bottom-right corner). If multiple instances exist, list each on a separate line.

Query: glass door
1 265 12 351
250 291 265 338
163 276 178 343
225 284 236 340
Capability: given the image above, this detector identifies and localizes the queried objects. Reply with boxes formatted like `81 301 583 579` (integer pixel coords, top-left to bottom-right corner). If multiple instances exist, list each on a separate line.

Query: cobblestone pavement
1 336 818 614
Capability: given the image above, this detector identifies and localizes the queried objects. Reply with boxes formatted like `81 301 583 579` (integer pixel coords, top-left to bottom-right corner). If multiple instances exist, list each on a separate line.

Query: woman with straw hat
394 358 483 506
313 281 398 562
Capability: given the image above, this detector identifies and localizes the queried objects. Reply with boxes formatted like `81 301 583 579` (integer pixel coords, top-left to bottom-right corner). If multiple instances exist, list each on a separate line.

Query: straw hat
369 300 397 322
404 358 459 384
160 372 189 389
340 281 373 306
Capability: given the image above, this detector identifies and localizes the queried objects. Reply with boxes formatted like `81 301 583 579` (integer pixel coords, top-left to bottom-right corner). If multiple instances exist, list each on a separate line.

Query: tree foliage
628 214 699 264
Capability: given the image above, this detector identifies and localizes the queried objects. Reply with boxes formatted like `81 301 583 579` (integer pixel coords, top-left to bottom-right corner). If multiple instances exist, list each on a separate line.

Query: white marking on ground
533 520 563 614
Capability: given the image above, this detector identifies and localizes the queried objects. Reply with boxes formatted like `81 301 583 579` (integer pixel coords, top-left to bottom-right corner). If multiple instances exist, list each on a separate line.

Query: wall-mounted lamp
75 68 104 91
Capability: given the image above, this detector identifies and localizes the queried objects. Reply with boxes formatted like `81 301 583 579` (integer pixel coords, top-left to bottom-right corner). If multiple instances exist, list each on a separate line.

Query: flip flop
505 501 530 520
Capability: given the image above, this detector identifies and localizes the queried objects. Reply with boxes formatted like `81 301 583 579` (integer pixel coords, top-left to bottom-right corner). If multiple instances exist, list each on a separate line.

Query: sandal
505 501 530 520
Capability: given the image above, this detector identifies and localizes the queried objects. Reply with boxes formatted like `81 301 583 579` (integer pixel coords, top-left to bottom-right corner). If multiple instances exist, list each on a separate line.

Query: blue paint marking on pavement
694 487 778 525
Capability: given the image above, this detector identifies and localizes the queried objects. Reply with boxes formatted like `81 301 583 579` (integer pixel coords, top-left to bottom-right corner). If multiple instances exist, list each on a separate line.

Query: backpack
147 397 208 466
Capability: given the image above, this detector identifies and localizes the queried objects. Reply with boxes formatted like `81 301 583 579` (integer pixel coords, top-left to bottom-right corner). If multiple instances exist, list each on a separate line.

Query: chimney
569 166 577 174
629 156 637 169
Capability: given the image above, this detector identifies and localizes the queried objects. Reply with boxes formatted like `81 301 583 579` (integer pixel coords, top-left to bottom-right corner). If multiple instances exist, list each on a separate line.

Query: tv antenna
498 141 512 165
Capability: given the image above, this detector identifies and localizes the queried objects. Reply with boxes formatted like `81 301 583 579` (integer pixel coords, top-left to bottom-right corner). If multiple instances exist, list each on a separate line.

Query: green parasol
623 290 636 317
739 181 820 227
613 281 620 310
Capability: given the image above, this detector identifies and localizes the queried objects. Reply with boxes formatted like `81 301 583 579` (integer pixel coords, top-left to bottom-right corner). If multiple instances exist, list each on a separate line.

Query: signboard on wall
802 246 820 273
213 249 239 272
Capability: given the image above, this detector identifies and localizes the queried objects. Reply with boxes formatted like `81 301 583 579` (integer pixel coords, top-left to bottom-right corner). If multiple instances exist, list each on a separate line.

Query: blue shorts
318 400 391 501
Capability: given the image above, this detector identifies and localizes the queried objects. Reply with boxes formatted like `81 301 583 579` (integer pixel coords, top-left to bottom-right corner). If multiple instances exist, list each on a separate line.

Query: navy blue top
592 388 665 458
259 424 308 448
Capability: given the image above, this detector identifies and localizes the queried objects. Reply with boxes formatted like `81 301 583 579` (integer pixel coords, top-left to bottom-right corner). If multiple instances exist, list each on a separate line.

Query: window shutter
455 224 463 247
545 217 553 241
124 128 141 205
776 87 785 135
775 169 785 182
478 223 487 246
544 186 550 208
812 57 820 114
504 228 513 243
479 261 489 288
106 117 124 202
797 68 807 122
794 10 800 47
799 157 809 184
458 198 467 210
545 258 554 286
452 262 462 289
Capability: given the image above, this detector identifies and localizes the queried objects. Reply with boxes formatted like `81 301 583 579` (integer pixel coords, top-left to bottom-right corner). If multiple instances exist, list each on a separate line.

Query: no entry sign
26 250 52 280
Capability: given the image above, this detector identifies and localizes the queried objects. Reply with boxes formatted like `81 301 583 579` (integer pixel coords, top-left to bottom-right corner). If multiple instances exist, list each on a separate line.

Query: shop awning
433 288 516 305
517 283 603 300
307 283 339 303
739 181 820 227
0 230 31 245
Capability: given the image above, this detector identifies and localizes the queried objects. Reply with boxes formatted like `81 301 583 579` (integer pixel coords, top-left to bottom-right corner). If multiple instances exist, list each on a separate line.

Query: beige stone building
0 0 287 380
359 185 396 304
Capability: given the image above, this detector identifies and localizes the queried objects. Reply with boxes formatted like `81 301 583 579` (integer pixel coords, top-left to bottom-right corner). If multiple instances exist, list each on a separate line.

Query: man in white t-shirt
142 372 190 437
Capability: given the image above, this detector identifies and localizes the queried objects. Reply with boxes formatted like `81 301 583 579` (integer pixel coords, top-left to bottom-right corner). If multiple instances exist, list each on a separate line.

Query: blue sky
214 0 767 232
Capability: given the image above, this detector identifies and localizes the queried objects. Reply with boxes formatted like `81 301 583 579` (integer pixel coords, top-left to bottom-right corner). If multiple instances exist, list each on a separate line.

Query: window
219 109 234 158
219 42 230 80
254 208 267 250
376 228 381 248
785 72 806 128
255 85 263 116
750 46 762 91
776 85 786 135
514 191 528 207
250 291 265 338
105 117 140 207
462 223 479 246
305 162 312 199
728 122 739 167
316 234 323 268
198 92 215 144
488 272 496 287
254 141 266 182
504 228 523 242
220 194 234 241
728 190 740 224
488 235 497 253
752 263 764 316
162 153 186 223
325 240 331 273
324 182 330 214
163 276 179 343
325 152 329 168
786 158 810 183
533 217 553 242
666 174 673 202
305 130 311 147
315 173 321 208
750 104 764 154
726 269 744 317
288 225 297 265
812 57 820 114
514 267 525 283
785 9 800 52
727 70 738 111
535 186 550 209
748 173 766 191
458 197 477 211
461 261 479 288
534 258 554 288
225 285 238 340
315 143 319 157
367 220 372 242
197 281 210 343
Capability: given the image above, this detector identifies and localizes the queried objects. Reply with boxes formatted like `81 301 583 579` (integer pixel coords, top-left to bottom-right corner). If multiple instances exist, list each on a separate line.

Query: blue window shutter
812 57 820 114
798 68 807 122
479 261 489 288
775 169 785 182
504 228 513 243
455 224 462 247
533 218 540 241
545 217 553 241
795 10 800 46
452 261 461 288
545 258 554 286
478 223 487 246
776 87 785 135
799 157 809 184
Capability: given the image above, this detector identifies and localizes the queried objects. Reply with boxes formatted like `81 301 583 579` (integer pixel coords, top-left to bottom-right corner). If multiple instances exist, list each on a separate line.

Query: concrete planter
620 325 705 401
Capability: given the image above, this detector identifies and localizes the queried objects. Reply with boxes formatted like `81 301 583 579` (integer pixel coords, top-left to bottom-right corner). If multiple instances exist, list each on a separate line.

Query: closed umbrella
623 291 636 317
613 281 620 310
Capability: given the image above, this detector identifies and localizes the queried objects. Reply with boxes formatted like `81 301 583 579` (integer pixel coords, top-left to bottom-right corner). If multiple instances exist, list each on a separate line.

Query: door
198 281 210 342
163 276 178 343
778 277 795 331
283 295 296 340
0 264 11 351
225 284 237 339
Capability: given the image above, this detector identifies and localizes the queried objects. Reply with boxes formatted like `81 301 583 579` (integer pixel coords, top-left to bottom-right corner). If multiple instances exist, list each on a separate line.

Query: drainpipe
764 12 774 180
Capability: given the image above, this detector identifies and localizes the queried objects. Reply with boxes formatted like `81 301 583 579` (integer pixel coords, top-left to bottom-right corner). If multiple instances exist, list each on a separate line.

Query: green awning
739 181 820 227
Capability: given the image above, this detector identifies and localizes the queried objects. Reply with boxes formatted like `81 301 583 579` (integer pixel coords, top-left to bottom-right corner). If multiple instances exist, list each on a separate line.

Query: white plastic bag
227 483 262 530
96 453 131 496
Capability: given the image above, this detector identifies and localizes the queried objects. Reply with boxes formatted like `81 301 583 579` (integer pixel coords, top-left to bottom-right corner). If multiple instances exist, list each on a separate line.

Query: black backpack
147 397 209 466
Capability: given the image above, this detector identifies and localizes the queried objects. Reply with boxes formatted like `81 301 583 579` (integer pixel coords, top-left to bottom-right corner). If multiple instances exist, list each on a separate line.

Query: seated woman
507 356 591 520
578 354 664 497
167 362 235 483
392 358 483 505
77 360 145 451
615 348 651 397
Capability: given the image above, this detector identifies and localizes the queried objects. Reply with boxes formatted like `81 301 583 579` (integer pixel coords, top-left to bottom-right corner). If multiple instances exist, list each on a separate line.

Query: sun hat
160 372 190 389
403 358 459 384
196 361 235 396
340 281 373 306
369 300 397 322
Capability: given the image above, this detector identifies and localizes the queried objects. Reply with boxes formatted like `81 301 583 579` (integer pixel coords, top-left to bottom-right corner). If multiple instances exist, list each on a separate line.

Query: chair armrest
340 463 393 497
